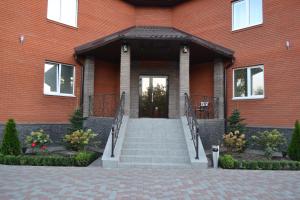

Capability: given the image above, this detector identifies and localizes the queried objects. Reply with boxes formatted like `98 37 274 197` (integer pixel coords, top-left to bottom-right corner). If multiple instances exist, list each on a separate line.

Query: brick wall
1 0 299 128
0 0 134 123
174 0 300 128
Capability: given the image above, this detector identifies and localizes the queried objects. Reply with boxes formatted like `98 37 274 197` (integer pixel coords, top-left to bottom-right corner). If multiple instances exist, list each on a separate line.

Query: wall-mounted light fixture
286 40 291 50
19 35 25 45
182 45 188 53
122 43 128 53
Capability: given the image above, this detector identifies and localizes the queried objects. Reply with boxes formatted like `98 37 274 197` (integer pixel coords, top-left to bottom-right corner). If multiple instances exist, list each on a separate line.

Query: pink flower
31 143 36 147
41 145 47 150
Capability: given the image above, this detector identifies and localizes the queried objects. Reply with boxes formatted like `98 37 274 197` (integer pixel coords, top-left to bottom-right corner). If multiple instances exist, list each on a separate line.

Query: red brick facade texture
0 0 299 128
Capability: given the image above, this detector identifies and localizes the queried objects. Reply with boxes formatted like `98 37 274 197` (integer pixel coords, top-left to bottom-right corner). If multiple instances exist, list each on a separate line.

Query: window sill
44 93 76 98
46 19 78 30
232 96 265 101
232 23 263 33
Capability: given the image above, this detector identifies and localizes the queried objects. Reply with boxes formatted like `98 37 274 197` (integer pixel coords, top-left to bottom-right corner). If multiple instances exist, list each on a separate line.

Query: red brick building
0 0 299 147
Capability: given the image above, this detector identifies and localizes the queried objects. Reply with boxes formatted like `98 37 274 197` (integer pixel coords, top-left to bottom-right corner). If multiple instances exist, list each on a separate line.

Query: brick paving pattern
0 165 299 200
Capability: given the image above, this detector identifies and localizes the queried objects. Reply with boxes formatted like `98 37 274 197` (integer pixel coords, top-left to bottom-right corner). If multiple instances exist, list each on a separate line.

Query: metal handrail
111 92 125 157
184 93 199 159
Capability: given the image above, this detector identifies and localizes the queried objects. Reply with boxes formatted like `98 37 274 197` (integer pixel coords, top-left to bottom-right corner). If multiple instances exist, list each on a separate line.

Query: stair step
121 149 189 156
122 142 187 149
120 155 190 164
119 162 192 169
124 137 185 143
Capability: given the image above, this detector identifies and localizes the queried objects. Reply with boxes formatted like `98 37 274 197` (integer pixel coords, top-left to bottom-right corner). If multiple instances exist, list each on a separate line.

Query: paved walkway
0 165 299 200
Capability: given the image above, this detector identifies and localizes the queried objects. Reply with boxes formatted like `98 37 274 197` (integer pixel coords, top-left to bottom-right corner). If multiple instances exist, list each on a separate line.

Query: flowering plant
223 130 246 153
25 130 52 154
64 129 97 151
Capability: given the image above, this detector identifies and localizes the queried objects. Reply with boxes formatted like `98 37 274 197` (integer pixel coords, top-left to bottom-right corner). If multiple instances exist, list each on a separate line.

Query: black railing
111 92 125 157
184 93 199 160
89 93 118 117
190 94 219 119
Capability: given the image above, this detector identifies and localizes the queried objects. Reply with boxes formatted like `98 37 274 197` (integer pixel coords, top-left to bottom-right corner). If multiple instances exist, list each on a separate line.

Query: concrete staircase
119 118 191 168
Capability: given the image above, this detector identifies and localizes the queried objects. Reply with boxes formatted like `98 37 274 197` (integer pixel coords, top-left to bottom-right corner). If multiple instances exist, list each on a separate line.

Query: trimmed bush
0 152 99 166
288 120 300 161
219 155 300 170
219 154 235 169
0 119 21 156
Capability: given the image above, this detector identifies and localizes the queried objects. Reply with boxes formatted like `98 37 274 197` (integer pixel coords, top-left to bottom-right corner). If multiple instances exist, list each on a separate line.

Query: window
47 0 78 27
232 0 263 30
44 62 75 96
233 65 264 99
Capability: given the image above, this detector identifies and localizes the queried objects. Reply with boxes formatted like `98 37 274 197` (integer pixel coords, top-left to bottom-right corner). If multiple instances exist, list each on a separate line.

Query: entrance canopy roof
123 0 188 7
75 26 234 63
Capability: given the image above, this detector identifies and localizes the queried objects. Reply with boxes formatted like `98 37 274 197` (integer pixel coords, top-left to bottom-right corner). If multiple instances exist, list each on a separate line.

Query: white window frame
47 0 78 27
232 0 263 31
44 61 75 97
233 65 264 100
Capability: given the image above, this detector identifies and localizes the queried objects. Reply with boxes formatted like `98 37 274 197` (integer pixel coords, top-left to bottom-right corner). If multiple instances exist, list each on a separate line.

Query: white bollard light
212 145 219 169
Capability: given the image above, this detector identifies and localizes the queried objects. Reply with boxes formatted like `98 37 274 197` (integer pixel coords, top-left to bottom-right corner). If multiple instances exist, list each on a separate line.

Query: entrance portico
75 26 234 120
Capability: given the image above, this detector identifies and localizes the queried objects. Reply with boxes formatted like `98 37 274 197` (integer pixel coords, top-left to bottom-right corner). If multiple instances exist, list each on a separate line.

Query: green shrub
288 120 300 161
64 129 97 151
219 154 235 169
0 152 98 166
0 119 21 156
251 129 287 160
75 151 98 166
69 108 86 133
227 109 246 134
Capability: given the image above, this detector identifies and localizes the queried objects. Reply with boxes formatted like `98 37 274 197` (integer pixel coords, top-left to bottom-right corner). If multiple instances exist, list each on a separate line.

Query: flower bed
219 155 300 170
0 151 99 167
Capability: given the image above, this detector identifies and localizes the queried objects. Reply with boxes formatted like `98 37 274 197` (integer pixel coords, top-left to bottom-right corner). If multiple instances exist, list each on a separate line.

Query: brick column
120 45 131 116
179 46 190 116
83 56 95 118
214 58 224 119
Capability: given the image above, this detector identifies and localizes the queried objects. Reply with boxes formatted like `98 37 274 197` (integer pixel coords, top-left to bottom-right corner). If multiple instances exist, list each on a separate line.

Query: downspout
74 54 85 110
224 57 235 133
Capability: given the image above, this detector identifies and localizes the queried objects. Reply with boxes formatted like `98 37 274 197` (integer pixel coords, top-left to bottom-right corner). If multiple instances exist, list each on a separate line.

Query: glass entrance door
139 76 168 118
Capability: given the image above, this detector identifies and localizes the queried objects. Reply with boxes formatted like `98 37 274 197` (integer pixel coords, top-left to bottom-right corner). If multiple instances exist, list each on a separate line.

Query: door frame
138 75 169 118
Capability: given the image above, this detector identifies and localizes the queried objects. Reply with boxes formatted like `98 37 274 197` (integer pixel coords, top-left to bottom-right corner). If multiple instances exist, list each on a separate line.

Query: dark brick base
198 119 225 150
0 124 70 145
246 126 294 143
84 117 114 148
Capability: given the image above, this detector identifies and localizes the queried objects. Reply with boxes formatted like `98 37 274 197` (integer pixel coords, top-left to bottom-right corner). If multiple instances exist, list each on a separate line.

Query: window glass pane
251 67 264 96
250 0 263 25
233 0 248 30
60 65 74 94
44 63 58 93
61 0 77 26
47 0 61 22
234 68 248 97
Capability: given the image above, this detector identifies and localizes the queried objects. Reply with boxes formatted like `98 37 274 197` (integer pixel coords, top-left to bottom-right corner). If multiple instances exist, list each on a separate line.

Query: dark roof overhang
75 26 234 63
123 0 188 7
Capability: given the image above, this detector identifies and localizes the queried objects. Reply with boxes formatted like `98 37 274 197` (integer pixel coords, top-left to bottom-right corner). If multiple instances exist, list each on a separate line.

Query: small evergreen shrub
227 109 246 134
288 120 300 161
0 119 21 156
219 154 235 169
251 129 287 160
69 108 86 133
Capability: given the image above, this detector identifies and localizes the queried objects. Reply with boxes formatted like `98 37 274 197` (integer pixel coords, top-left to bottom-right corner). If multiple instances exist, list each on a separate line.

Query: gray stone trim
120 46 131 115
83 56 95 118
179 46 190 116
213 58 224 119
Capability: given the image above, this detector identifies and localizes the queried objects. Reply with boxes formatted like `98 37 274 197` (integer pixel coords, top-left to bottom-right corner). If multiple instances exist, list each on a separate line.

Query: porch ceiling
123 0 188 7
74 26 234 63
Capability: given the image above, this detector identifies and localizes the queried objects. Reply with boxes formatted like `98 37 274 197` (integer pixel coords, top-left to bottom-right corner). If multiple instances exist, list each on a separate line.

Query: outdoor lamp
122 44 128 52
182 45 188 53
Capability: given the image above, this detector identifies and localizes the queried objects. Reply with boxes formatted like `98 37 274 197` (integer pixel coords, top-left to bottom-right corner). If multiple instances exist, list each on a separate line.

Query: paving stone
0 165 299 199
